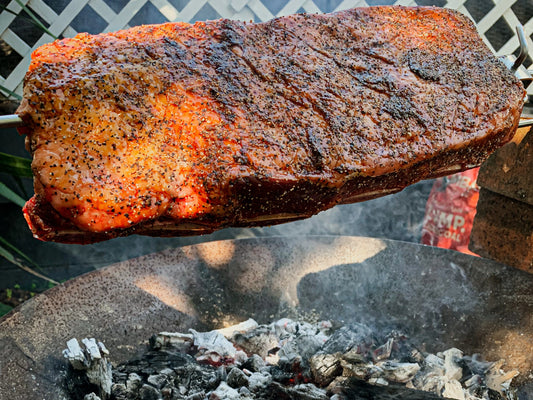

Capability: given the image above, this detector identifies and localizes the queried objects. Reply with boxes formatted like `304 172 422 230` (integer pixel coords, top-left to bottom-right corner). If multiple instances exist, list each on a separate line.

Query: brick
469 188 533 273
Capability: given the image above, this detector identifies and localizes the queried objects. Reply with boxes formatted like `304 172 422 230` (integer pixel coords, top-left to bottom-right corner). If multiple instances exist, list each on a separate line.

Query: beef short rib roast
16 6 525 244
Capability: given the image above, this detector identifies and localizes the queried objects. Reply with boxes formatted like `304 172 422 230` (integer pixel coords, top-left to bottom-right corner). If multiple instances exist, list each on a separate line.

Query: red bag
421 168 480 256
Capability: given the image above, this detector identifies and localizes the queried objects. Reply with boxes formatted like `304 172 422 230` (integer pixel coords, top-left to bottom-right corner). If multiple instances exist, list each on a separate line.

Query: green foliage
0 152 32 177
0 1 60 291
11 0 57 39
0 236 58 285
0 302 13 317
0 182 26 207
0 84 22 100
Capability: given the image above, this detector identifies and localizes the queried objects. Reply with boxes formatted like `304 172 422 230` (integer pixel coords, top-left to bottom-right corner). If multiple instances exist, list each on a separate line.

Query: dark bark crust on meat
17 6 524 243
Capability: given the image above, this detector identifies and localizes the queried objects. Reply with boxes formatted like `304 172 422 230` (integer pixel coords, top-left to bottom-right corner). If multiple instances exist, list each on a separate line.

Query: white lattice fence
1 0 532 97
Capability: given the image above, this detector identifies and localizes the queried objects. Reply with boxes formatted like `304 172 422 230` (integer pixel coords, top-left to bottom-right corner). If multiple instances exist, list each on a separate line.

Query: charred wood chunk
232 326 279 358
261 381 328 400
226 367 249 388
332 377 448 400
309 353 343 387
241 354 266 372
321 323 376 356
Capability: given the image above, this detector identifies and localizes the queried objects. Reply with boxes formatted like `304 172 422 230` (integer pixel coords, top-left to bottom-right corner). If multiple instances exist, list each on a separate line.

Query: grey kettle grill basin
0 236 531 399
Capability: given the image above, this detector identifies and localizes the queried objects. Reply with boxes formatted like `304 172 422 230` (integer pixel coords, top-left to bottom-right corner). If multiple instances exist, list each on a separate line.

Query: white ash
63 318 519 400
63 338 112 399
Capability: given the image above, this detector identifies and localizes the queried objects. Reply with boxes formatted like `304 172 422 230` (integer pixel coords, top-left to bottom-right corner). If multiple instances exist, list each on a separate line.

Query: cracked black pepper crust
16 6 524 243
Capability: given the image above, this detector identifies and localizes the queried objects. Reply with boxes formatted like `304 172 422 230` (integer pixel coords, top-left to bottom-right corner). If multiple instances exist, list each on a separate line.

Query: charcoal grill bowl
0 236 531 399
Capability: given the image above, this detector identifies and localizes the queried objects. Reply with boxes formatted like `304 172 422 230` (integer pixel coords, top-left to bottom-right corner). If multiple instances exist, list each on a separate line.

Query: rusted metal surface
0 236 531 399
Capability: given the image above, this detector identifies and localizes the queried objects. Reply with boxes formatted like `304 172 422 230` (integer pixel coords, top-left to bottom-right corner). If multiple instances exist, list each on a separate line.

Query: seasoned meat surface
17 6 524 243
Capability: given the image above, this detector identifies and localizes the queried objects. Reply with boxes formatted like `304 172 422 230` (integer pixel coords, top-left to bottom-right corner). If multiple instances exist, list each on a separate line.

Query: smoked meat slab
16 6 525 244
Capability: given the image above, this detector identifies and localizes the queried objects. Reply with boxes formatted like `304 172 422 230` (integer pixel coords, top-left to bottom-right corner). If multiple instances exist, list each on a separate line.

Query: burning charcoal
63 338 113 399
216 318 259 338
248 371 273 392
341 348 366 364
279 333 325 365
443 379 465 400
334 377 448 399
410 368 445 394
462 354 494 376
111 383 127 399
408 348 425 364
381 331 422 364
177 384 188 396
63 318 522 400
425 354 445 370
64 338 88 369
464 374 482 390
191 329 246 365
216 365 228 382
139 383 161 400
442 348 464 381
115 349 196 378
81 338 101 359
241 354 266 372
375 360 421 383
185 393 205 400
309 353 343 387
368 377 389 386
321 323 375 356
275 319 332 345
273 318 301 337
209 381 241 399
174 363 220 394
263 381 328 400
146 373 169 389
226 367 249 388
270 363 296 384
160 386 172 399
340 359 383 381
232 325 279 358
289 383 329 400
406 353 446 394
372 338 394 361
191 329 236 355
84 393 101 400
485 360 519 397
327 376 350 394
151 332 194 352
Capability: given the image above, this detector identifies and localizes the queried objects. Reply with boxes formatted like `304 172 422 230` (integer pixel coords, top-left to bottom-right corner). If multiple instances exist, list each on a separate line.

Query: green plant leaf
0 84 22 101
0 152 32 177
13 175 28 199
13 0 58 40
0 237 37 267
0 182 26 207
0 303 13 317
0 237 58 285
0 5 55 40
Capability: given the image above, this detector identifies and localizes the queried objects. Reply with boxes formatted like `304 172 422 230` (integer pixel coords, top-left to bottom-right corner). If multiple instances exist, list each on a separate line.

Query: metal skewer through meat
16 6 525 244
